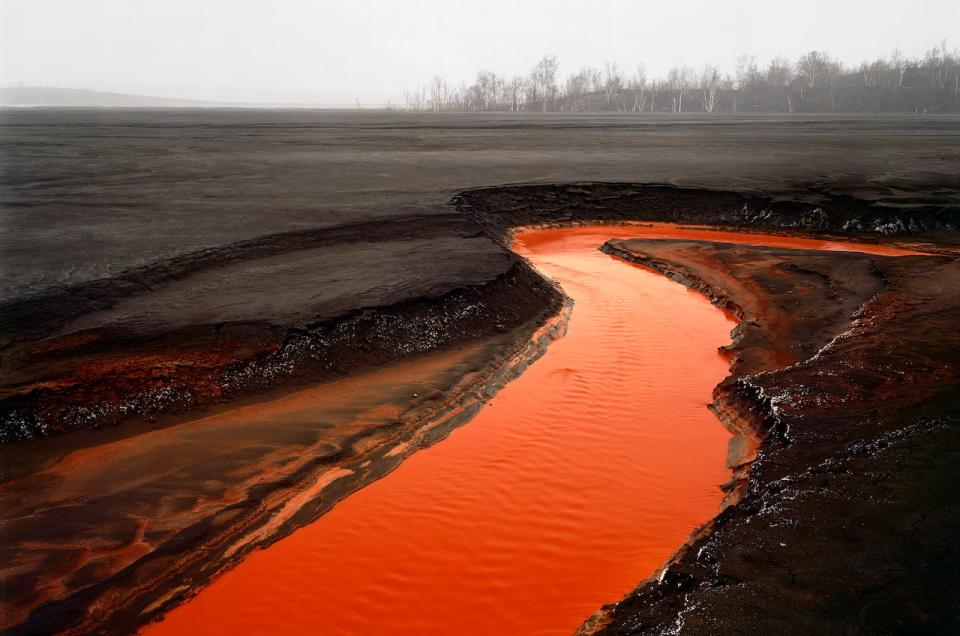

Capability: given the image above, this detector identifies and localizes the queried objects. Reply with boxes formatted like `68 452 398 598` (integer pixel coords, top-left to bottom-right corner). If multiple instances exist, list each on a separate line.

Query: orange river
148 225 916 635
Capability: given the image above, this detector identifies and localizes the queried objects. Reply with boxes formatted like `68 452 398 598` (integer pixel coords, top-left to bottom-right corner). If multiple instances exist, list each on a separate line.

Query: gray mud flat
1 110 959 634
4 111 959 302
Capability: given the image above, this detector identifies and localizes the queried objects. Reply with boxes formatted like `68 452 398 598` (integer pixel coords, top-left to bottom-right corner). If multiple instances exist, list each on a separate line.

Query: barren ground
1 110 958 634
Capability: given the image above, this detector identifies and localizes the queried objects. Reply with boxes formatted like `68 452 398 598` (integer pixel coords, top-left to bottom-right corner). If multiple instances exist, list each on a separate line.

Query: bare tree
732 54 763 112
429 75 449 112
720 71 735 111
403 85 426 111
470 70 497 110
925 40 951 89
733 54 756 112
826 58 844 109
603 62 624 109
734 55 760 90
797 50 831 100
564 66 601 111
859 60 877 87
889 48 908 88
666 66 693 112
451 81 471 112
701 65 721 113
506 75 526 111
530 55 560 112
584 66 603 93
406 39 957 115
630 64 649 113
766 56 793 88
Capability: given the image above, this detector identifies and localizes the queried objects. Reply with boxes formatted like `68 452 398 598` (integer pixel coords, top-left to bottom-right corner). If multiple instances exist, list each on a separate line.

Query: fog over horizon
2 0 958 105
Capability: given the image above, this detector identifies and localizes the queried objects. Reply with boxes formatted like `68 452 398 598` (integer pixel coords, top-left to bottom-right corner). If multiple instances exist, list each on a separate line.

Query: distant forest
403 41 960 114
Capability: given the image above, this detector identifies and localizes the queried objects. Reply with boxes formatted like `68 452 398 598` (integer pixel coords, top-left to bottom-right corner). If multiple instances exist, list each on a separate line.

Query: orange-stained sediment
151 225 903 635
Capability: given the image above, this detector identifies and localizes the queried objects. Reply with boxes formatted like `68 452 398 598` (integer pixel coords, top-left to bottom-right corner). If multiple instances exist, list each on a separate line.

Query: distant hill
0 87 386 109
0 86 232 108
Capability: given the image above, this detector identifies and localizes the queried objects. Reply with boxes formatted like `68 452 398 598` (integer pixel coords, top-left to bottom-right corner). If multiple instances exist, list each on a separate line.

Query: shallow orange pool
149 226 912 635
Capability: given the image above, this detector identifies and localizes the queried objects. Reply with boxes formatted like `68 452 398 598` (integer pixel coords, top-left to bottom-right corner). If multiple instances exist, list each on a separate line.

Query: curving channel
148 225 911 635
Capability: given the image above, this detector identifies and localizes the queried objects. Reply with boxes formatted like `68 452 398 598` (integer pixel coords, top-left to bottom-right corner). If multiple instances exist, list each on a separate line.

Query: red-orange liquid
150 226 911 635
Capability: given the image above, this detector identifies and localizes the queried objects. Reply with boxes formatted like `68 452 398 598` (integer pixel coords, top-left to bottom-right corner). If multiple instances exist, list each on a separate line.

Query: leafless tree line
403 41 960 114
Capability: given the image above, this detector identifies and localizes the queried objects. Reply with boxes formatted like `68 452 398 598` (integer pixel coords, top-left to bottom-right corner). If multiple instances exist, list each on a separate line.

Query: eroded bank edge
15 293 573 635
5 182 958 443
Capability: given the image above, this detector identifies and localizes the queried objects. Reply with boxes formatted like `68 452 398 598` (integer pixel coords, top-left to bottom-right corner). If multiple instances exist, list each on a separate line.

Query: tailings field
3 111 958 304
1 110 959 634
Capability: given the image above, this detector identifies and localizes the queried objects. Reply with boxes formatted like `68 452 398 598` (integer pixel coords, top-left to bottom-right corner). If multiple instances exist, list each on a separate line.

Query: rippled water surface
149 226 753 635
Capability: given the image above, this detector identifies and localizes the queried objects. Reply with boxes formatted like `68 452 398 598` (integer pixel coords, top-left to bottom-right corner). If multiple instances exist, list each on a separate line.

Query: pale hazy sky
2 0 957 104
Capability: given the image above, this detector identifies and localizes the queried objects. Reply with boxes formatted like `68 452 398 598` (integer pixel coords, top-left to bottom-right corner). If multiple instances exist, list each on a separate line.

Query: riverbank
3 111 959 633
4 112 959 444
584 239 960 635
4 183 952 444
3 219 958 633
143 226 737 634
0 299 569 634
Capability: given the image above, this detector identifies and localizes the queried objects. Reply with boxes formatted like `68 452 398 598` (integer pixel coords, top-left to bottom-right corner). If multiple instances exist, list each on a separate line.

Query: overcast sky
2 0 957 104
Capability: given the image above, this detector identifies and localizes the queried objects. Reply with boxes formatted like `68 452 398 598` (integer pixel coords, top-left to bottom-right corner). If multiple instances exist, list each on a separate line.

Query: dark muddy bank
0 305 571 635
456 182 960 240
0 253 555 442
4 182 958 443
583 239 960 635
